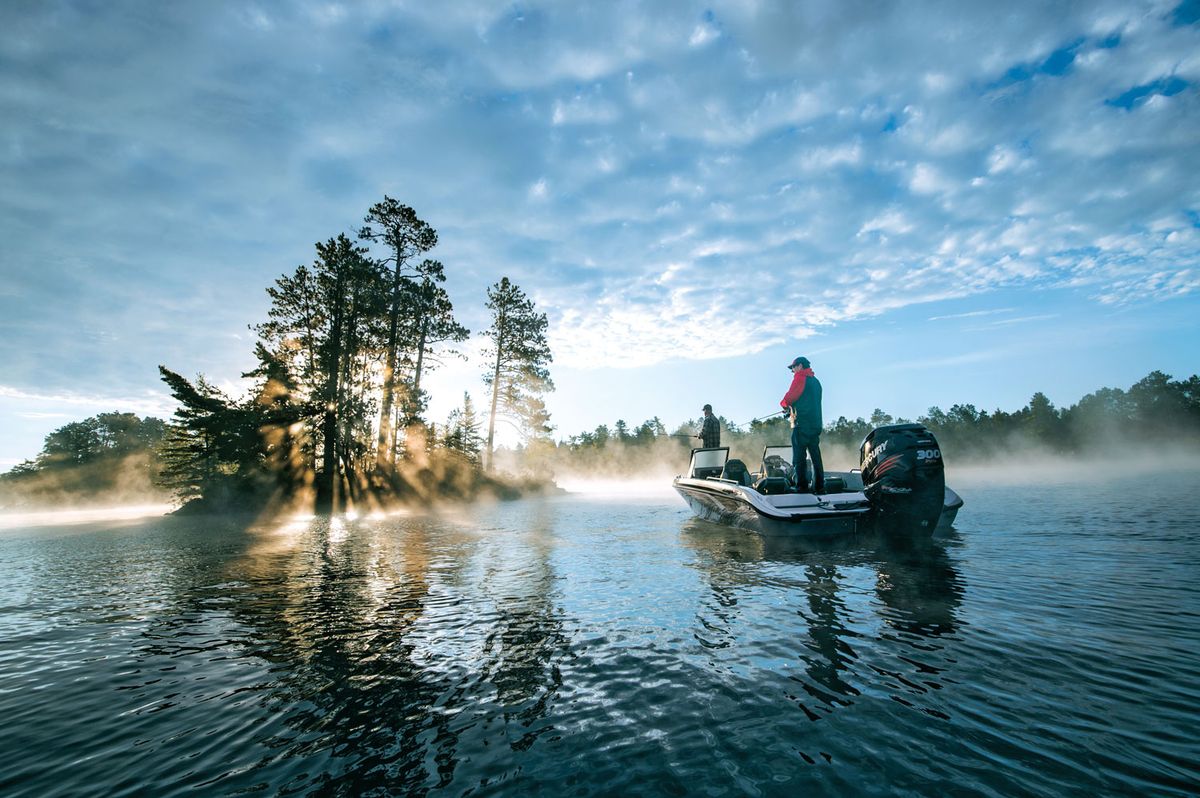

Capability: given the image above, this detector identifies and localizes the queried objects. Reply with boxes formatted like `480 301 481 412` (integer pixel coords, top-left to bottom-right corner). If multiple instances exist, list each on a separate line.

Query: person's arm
781 372 807 408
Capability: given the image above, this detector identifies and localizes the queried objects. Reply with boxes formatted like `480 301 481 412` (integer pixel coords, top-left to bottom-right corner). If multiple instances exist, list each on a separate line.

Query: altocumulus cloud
530 0 1200 367
0 0 1196 395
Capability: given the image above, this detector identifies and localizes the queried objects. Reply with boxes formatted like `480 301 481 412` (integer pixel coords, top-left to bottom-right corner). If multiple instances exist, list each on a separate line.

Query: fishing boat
672 423 963 536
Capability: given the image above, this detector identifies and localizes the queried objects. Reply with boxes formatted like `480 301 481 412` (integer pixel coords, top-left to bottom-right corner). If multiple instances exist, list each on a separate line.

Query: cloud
551 91 622 125
968 313 1061 329
858 208 914 238
0 0 1196 444
796 142 863 171
0 385 175 419
1095 269 1200 304
689 15 721 48
928 308 1016 321
987 145 1030 174
909 162 956 196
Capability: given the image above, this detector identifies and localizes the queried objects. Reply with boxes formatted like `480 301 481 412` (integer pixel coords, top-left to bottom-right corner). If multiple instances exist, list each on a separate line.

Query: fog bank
544 439 1200 492
0 453 171 512
0 503 174 530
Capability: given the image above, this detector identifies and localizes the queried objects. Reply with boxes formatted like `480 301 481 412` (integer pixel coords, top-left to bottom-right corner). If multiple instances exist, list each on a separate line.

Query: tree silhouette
481 277 554 471
358 197 440 465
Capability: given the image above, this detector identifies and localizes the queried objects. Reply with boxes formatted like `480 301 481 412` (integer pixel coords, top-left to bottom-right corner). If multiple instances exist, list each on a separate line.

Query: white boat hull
673 476 963 536
674 436 963 537
673 476 868 536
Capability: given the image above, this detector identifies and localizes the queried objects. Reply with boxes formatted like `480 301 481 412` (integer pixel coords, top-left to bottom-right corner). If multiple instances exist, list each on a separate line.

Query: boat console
755 446 796 494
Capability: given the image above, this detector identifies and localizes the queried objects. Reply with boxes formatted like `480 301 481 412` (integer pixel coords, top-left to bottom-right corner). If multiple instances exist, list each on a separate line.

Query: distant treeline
4 367 1195 508
0 413 167 508
893 370 1199 457
545 370 1200 472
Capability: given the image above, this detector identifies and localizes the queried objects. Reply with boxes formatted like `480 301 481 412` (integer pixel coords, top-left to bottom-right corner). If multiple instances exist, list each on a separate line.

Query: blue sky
1 0 1198 468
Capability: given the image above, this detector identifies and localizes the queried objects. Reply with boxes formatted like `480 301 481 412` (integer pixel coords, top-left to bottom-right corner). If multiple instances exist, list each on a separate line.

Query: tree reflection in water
207 509 569 794
477 503 570 754
227 516 458 794
21 507 964 794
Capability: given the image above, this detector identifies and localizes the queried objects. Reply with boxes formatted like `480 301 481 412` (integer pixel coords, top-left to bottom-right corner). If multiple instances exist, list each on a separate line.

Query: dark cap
788 356 810 369
702 403 712 412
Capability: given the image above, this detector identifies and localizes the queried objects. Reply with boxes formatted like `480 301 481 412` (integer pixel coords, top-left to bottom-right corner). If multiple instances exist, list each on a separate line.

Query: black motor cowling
859 423 945 531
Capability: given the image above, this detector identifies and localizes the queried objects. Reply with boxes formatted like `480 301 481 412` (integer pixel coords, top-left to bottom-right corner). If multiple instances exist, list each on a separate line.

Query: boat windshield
688 447 728 479
761 445 793 470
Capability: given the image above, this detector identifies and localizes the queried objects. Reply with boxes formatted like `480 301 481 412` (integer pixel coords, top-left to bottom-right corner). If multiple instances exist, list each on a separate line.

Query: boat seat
754 476 790 495
721 459 751 486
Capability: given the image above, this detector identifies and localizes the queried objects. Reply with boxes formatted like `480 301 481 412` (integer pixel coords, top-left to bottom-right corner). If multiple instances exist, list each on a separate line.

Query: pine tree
358 197 439 465
480 277 554 471
255 234 385 508
443 392 483 466
242 342 311 497
399 262 469 427
156 367 256 502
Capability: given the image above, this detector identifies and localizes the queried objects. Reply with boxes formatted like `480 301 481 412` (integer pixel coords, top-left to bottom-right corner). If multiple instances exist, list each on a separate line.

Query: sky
1 0 1198 468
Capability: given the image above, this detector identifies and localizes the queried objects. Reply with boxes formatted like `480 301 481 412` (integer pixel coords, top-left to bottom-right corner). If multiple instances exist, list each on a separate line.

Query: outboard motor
860 423 945 532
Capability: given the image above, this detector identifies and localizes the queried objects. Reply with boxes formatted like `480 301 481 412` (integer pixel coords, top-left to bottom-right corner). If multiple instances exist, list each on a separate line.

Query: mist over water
0 452 170 512
1 460 1197 796
0 503 174 531
554 442 1200 494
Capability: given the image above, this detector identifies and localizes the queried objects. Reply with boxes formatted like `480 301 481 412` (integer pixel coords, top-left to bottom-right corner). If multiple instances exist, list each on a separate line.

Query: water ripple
1 479 1198 796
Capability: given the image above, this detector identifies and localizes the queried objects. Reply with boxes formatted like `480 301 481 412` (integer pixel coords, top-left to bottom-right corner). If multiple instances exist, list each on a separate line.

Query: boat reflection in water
680 518 966 732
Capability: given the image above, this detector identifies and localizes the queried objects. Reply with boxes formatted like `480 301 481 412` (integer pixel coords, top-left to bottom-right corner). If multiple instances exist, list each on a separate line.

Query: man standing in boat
781 356 825 494
697 403 721 448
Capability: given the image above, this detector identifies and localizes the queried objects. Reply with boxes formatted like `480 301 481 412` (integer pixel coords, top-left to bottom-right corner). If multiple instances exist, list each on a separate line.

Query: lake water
2 470 1198 797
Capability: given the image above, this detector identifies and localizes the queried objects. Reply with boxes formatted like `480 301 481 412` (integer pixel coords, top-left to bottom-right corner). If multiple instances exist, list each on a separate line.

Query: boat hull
673 478 963 537
673 478 866 537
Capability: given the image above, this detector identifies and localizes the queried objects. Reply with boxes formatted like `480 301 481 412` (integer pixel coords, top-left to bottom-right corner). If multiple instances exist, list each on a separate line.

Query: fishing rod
656 410 788 440
734 409 788 427
633 410 792 441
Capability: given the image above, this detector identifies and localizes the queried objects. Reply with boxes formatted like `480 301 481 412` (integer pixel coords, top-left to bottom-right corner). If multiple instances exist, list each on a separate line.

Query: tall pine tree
256 234 385 508
400 261 469 427
480 277 553 471
358 197 439 466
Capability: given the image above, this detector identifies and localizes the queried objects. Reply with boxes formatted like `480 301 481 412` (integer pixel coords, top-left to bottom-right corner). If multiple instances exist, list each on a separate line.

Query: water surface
1 472 1198 796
